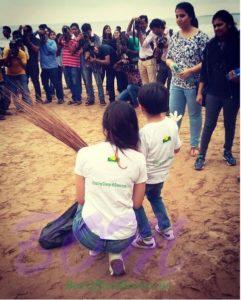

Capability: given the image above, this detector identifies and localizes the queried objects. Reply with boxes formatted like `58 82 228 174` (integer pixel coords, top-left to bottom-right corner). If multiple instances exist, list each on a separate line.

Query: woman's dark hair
70 23 79 29
102 102 139 151
176 2 199 28
212 10 238 34
102 25 112 40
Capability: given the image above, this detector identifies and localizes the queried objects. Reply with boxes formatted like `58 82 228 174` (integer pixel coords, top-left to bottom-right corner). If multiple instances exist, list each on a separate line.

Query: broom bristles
13 96 88 152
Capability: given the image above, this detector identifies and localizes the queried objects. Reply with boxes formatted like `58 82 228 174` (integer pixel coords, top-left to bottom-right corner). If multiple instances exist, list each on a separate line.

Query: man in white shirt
127 16 157 84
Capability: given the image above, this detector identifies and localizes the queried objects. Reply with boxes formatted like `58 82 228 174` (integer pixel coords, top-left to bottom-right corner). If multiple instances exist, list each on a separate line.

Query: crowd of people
0 2 239 277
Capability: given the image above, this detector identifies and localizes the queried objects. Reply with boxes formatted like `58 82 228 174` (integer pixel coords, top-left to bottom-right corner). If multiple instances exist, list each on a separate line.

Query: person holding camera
59 26 82 105
38 25 64 104
21 25 42 103
70 23 87 93
3 39 32 106
116 56 141 108
111 30 128 94
150 19 172 90
80 23 106 106
127 15 157 84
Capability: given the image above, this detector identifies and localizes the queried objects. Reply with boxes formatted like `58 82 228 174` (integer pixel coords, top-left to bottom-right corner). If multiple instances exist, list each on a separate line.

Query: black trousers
157 61 172 91
106 67 128 102
200 93 240 156
26 63 42 99
41 68 64 101
0 83 10 115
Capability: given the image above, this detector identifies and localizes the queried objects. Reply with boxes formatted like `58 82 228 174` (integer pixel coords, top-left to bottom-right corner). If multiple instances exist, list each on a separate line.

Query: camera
118 56 137 73
62 26 69 35
154 36 168 62
82 31 90 39
134 18 142 31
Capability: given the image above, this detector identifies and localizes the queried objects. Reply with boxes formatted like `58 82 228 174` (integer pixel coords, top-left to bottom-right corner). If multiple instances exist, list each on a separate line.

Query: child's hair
138 83 168 115
102 101 139 151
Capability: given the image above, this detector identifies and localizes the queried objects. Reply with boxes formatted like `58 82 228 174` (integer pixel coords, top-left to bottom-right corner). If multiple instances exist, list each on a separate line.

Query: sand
0 85 239 299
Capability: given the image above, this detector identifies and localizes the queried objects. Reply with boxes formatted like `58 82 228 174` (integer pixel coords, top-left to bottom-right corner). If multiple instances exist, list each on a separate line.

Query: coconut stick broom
8 92 88 152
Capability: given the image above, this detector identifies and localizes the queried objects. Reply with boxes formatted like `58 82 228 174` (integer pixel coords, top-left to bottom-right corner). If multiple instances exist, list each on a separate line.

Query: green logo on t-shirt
163 136 171 143
107 155 119 162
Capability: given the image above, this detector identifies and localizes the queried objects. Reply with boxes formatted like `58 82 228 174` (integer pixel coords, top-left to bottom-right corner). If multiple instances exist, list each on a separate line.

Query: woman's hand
178 68 192 80
196 92 203 105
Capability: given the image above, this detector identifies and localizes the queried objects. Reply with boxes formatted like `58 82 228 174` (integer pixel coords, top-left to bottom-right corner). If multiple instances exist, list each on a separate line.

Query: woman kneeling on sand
72 101 147 276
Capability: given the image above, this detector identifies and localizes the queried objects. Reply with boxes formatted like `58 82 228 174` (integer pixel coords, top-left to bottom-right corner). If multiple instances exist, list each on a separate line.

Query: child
132 82 181 249
73 101 147 276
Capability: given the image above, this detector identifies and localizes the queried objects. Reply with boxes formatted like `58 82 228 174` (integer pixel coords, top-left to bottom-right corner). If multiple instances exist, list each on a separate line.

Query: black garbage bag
39 202 78 249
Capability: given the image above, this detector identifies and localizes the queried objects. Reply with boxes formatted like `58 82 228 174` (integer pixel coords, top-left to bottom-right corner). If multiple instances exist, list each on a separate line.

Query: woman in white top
73 101 147 276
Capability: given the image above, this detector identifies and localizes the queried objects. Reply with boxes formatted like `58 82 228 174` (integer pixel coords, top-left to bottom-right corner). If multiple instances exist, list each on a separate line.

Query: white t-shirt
74 142 147 240
139 31 157 59
139 118 181 184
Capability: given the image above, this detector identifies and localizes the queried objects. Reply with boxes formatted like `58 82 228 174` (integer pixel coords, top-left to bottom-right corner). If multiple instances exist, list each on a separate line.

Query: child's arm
132 182 145 209
75 175 85 205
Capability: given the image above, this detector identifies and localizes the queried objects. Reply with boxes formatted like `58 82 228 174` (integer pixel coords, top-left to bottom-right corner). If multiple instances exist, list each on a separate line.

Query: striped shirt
62 39 81 67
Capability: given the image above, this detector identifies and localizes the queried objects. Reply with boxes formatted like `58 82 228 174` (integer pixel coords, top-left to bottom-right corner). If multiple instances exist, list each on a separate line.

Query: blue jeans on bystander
63 66 82 102
118 84 139 107
169 84 202 147
82 65 105 103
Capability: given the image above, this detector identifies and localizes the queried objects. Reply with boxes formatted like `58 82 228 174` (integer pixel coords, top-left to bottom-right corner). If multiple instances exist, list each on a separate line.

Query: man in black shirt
80 23 106 106
91 44 118 103
22 25 42 102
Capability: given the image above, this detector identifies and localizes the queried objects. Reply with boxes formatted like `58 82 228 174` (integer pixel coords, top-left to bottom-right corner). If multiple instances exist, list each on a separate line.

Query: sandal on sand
190 147 199 157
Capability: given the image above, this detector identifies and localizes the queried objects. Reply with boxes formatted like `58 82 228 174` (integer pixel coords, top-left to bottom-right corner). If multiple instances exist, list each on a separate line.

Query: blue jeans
41 68 64 101
118 84 139 107
63 66 82 102
6 74 32 105
73 205 135 253
169 84 202 147
134 183 171 238
82 65 104 103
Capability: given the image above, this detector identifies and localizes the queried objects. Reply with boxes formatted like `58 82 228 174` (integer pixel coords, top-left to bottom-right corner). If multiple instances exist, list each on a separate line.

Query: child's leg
133 206 152 238
146 183 172 232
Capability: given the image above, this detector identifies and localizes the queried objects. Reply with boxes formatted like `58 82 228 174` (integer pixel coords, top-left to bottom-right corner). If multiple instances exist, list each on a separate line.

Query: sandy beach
0 84 239 299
